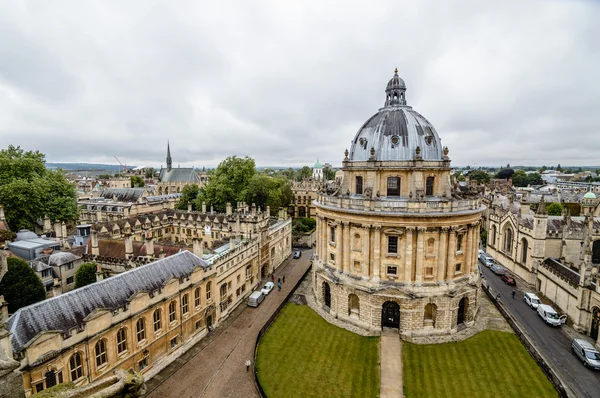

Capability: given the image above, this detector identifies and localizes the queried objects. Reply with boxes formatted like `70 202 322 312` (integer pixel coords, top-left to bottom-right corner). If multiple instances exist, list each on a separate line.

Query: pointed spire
536 195 547 215
166 141 172 172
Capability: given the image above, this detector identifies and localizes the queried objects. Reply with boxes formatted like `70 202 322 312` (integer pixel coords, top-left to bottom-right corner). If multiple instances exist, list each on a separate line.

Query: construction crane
114 156 127 174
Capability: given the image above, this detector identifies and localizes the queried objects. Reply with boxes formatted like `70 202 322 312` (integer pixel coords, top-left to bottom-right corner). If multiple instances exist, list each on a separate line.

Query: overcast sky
0 1 598 169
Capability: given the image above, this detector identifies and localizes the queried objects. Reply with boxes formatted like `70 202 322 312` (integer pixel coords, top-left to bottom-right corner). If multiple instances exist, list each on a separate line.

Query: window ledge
137 339 147 347
329 241 336 247
386 253 398 257
96 363 109 373
154 329 162 336
117 350 128 359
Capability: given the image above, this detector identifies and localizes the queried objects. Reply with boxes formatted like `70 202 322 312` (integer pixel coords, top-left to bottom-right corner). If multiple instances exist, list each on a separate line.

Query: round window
391 135 400 145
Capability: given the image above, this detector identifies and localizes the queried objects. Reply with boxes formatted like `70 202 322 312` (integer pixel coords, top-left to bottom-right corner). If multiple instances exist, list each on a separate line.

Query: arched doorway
206 315 213 329
348 294 359 319
457 298 468 326
323 282 331 308
382 301 400 328
591 307 600 341
424 303 437 328
261 264 268 278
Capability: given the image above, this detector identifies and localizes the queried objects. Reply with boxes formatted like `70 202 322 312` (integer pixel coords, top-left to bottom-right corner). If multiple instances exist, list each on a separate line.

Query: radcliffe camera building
313 69 484 336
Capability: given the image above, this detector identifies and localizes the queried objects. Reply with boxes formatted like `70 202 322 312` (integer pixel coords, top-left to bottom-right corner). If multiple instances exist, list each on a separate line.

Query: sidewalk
380 328 403 398
146 250 312 398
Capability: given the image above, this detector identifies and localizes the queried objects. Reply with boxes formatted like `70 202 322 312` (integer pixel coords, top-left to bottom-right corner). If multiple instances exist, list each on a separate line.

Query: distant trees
546 202 563 216
511 171 544 187
75 262 98 288
144 168 156 179
323 165 336 180
0 257 46 313
130 176 145 187
495 168 515 180
97 174 112 180
175 184 200 210
298 166 312 180
468 170 491 184
0 146 78 230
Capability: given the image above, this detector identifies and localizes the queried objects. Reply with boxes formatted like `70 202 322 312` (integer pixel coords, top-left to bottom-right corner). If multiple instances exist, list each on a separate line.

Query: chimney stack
188 203 192 212
95 264 104 282
124 233 134 260
43 215 51 233
226 203 232 216
193 236 204 257
146 232 154 258
91 229 99 256
202 202 207 214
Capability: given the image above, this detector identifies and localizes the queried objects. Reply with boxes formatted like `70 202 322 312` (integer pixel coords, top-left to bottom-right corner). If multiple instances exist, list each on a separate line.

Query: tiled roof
85 239 184 259
34 252 81 267
158 168 201 183
100 188 146 202
8 251 208 354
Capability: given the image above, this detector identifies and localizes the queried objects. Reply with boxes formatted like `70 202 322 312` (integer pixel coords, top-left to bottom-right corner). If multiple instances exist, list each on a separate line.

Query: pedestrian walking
278 282 281 291
246 359 251 372
511 289 516 299
283 275 286 283
278 277 281 284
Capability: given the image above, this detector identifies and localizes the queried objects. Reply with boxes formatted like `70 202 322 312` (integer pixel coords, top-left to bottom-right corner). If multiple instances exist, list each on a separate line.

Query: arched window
95 340 107 367
169 301 177 323
136 318 146 342
194 287 201 308
424 303 437 328
387 177 401 196
220 283 228 300
504 227 513 254
116 328 127 354
153 309 162 332
490 226 496 246
182 294 189 315
521 238 528 264
206 282 212 300
426 176 434 196
348 294 359 318
355 176 363 195
69 352 83 381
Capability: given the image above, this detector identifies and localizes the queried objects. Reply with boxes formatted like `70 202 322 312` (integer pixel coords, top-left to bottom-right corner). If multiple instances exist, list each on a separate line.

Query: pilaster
446 228 457 280
342 222 350 274
373 226 381 281
404 227 415 281
437 227 449 281
415 227 426 283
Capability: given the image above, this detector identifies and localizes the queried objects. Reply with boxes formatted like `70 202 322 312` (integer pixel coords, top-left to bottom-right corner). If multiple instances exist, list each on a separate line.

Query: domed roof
583 191 597 199
348 69 443 162
313 160 322 169
16 229 38 241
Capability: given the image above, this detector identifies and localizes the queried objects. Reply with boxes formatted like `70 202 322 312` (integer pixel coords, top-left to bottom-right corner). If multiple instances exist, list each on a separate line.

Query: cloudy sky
0 1 598 169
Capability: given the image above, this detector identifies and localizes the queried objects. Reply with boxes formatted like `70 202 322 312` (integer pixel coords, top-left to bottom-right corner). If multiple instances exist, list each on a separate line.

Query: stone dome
348 69 443 162
16 229 38 241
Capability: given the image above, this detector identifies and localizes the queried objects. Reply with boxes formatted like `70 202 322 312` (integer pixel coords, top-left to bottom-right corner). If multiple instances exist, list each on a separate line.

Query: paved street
480 260 600 398
145 249 313 398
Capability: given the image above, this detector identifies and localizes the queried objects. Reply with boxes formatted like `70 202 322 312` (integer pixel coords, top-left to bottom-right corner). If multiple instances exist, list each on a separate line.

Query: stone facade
312 70 484 337
291 178 320 219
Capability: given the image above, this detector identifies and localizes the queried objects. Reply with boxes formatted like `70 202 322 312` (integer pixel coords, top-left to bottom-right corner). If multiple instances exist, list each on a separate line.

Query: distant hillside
46 163 136 171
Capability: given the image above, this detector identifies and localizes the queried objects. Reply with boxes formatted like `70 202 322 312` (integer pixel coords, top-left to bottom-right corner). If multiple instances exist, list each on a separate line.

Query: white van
537 304 566 326
248 291 264 307
572 338 600 370
523 292 542 309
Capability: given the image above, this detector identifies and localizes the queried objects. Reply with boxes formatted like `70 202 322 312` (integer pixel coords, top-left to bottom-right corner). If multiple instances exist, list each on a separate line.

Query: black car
293 251 301 259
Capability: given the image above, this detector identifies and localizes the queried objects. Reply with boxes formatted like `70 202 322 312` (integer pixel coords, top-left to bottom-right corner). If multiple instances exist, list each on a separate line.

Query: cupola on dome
348 69 443 162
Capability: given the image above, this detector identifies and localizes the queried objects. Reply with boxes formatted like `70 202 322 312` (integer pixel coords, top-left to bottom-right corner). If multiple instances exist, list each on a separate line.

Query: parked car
479 252 494 268
537 304 566 326
523 292 542 309
490 263 506 275
261 282 275 295
248 291 265 307
572 338 600 370
501 274 516 285
293 251 302 259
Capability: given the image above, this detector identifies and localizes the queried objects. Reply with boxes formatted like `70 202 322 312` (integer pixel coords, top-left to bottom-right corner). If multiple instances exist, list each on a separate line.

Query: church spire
166 141 172 172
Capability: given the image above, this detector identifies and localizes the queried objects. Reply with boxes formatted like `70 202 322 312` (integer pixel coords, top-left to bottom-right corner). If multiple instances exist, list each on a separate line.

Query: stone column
472 222 480 272
335 223 343 271
446 228 457 280
343 222 350 274
193 237 204 257
146 233 155 258
404 227 414 281
373 226 381 281
415 228 426 283
465 227 473 274
362 225 370 278
437 227 448 281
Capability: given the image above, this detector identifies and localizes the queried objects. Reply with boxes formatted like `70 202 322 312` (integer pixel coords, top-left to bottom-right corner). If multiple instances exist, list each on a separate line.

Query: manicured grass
403 330 558 398
256 304 379 398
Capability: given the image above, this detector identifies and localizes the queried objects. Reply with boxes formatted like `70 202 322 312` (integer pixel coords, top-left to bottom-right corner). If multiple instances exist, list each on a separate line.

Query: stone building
485 191 600 344
291 178 320 219
157 143 203 195
312 69 484 338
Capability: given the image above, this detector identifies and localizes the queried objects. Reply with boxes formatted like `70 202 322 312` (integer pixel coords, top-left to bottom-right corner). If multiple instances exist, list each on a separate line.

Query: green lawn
402 330 558 398
256 303 379 398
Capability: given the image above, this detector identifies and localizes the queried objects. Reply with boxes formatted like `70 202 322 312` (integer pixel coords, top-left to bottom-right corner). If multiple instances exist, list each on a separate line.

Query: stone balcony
315 194 482 215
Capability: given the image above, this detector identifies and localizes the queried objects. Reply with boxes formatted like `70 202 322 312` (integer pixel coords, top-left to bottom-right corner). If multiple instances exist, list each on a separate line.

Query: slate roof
16 230 38 241
33 252 81 267
100 188 146 202
7 251 208 354
85 239 184 259
158 168 201 183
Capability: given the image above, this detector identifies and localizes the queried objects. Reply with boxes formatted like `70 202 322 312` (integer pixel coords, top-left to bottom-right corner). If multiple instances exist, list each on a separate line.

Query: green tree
511 170 529 187
175 184 200 210
245 175 293 215
130 176 145 187
298 166 312 181
195 156 256 212
97 174 112 180
323 165 336 181
468 170 491 184
75 262 98 288
0 257 46 313
546 202 563 216
495 168 515 180
0 146 78 231
556 164 563 172
527 173 544 186
145 168 156 179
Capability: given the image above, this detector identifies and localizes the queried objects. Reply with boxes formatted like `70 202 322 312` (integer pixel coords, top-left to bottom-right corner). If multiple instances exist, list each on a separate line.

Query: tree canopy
246 174 293 215
297 166 312 180
546 202 563 216
130 176 145 187
75 262 98 288
468 170 491 184
175 184 200 210
0 146 78 230
495 168 515 180
0 257 46 313
511 170 545 187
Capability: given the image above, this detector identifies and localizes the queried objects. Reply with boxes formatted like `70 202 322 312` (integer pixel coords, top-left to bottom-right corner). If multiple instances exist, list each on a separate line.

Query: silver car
572 338 600 370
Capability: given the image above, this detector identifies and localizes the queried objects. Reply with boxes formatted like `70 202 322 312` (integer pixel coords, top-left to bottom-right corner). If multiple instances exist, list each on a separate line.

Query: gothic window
69 352 83 381
182 294 189 315
388 236 398 254
136 318 146 342
194 287 201 308
355 176 363 195
153 309 162 332
504 227 513 254
387 177 400 196
116 328 127 354
521 239 528 264
426 176 434 196
95 340 107 368
169 301 177 323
